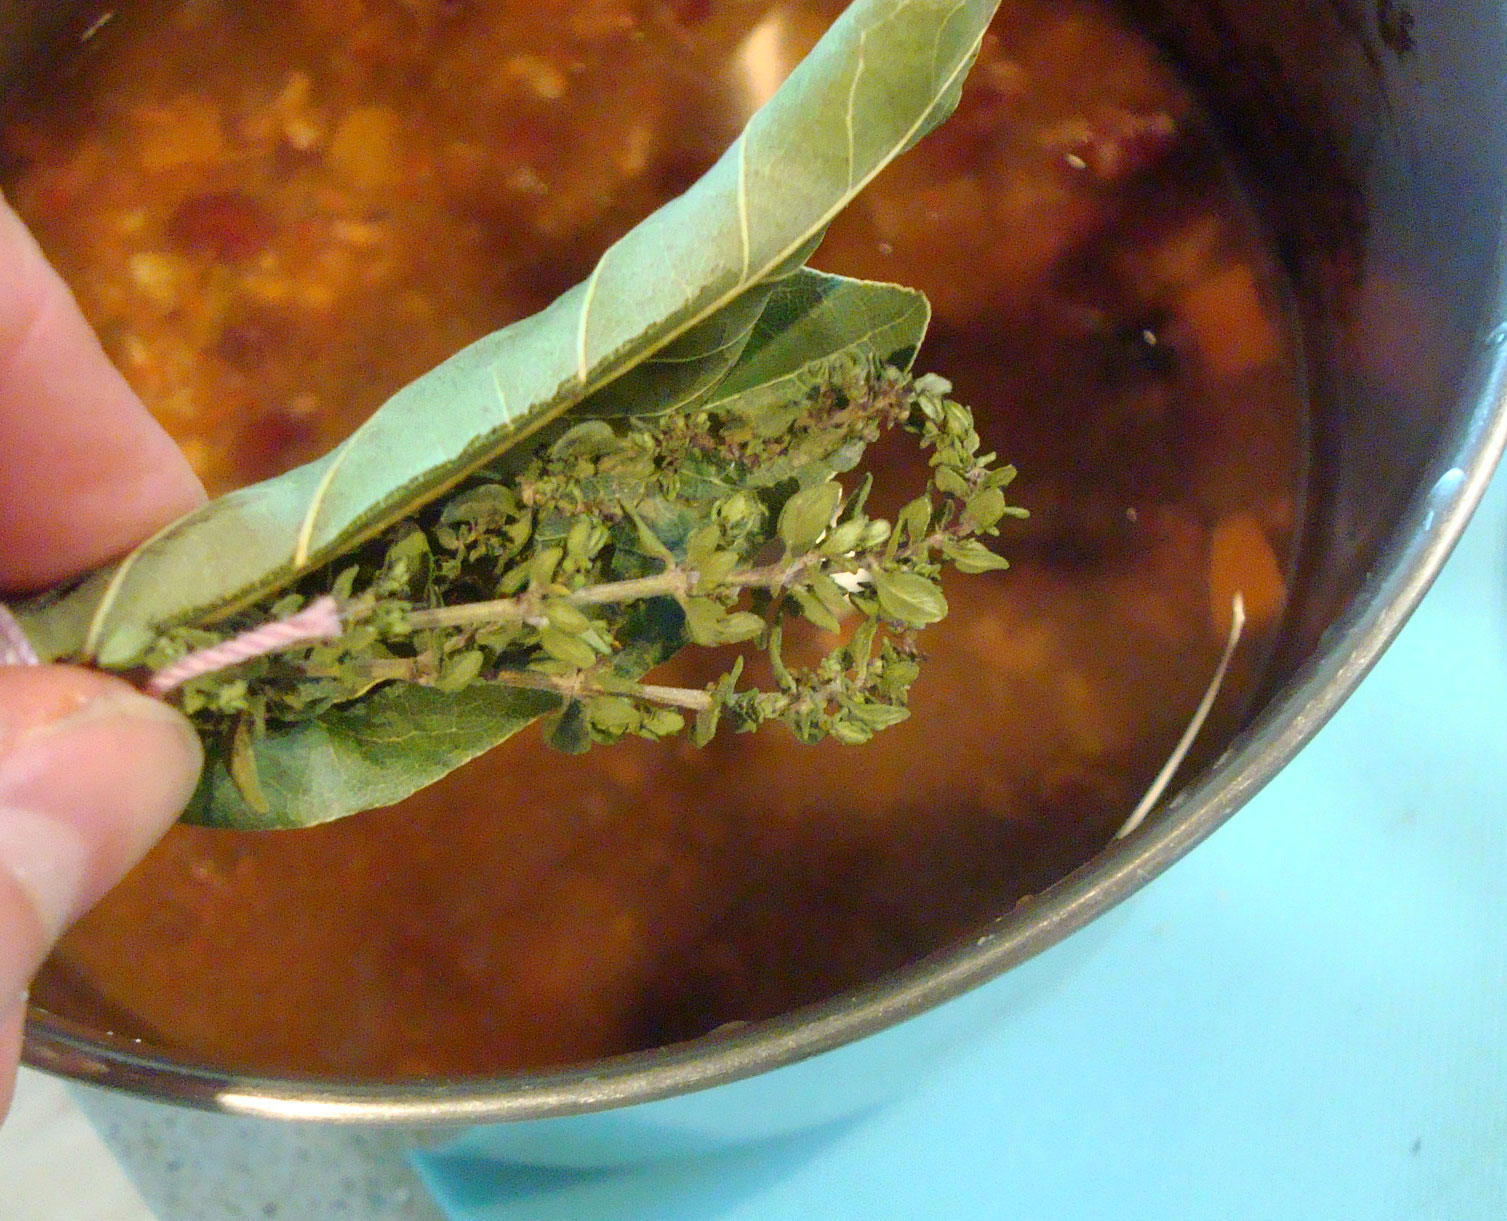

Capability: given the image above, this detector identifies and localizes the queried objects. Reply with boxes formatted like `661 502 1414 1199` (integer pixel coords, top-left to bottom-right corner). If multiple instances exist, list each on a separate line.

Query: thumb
0 666 201 1113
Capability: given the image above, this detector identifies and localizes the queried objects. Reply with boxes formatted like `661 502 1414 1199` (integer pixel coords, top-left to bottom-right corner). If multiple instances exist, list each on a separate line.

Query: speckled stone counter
72 1084 444 1221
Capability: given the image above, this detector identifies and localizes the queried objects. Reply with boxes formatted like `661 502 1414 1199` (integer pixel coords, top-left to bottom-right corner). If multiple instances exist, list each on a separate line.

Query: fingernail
0 685 201 940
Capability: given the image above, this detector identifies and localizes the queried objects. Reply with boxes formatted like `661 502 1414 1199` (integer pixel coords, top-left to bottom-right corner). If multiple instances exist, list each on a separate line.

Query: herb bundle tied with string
5 0 1026 829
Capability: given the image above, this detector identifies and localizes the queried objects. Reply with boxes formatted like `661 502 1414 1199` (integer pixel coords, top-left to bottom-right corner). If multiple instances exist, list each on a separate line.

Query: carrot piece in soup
1180 263 1280 378
329 105 402 190
1208 512 1286 637
135 96 226 172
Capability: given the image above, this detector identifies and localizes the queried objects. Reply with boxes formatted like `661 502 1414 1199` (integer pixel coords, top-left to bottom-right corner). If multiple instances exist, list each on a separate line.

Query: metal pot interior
10 0 1507 1122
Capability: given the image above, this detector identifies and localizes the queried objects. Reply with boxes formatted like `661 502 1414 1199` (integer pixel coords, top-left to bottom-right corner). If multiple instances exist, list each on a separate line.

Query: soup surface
3 0 1306 1076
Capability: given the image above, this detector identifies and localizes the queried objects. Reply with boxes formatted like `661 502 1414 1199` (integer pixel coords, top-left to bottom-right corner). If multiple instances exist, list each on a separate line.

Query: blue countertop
418 466 1507 1219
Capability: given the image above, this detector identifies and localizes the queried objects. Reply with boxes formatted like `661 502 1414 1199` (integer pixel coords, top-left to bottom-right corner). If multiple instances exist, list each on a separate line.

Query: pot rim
24 325 1507 1123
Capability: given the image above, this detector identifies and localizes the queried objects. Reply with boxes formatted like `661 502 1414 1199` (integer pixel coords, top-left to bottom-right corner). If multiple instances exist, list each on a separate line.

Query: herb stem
571 571 696 605
400 534 952 637
365 657 427 682
633 682 715 711
398 560 807 634
488 667 714 711
404 570 696 630
727 558 809 591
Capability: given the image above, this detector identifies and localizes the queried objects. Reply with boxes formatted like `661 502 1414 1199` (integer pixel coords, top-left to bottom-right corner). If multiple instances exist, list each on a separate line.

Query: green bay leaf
177 271 937 828
706 268 930 410
184 683 560 830
19 0 1000 668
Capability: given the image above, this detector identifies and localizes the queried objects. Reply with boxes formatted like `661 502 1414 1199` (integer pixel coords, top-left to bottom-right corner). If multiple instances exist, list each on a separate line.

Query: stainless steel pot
9 0 1507 1140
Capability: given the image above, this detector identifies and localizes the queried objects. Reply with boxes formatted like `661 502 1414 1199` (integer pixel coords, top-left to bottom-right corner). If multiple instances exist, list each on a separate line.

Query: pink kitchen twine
146 596 345 698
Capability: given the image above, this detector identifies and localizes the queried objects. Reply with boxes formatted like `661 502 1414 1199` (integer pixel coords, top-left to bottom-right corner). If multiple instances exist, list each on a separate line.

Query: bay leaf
712 271 930 491
184 683 561 830
706 267 930 409
182 273 934 828
19 0 1000 669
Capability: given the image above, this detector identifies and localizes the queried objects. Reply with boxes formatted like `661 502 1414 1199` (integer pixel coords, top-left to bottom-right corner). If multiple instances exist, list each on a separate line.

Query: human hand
0 193 207 1118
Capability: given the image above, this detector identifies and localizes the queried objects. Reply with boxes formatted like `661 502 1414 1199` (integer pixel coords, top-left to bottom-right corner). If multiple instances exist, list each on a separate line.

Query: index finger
0 193 205 592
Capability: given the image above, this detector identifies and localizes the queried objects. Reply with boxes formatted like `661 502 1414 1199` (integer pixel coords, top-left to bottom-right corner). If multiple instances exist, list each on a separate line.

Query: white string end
1116 591 1246 840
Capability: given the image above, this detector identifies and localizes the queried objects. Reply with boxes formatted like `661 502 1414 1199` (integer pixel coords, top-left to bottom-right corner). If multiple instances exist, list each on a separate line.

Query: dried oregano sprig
140 355 1022 776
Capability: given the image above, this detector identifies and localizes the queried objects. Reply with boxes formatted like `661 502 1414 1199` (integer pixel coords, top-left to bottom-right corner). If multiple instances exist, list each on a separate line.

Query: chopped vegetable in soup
2 0 1306 1076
